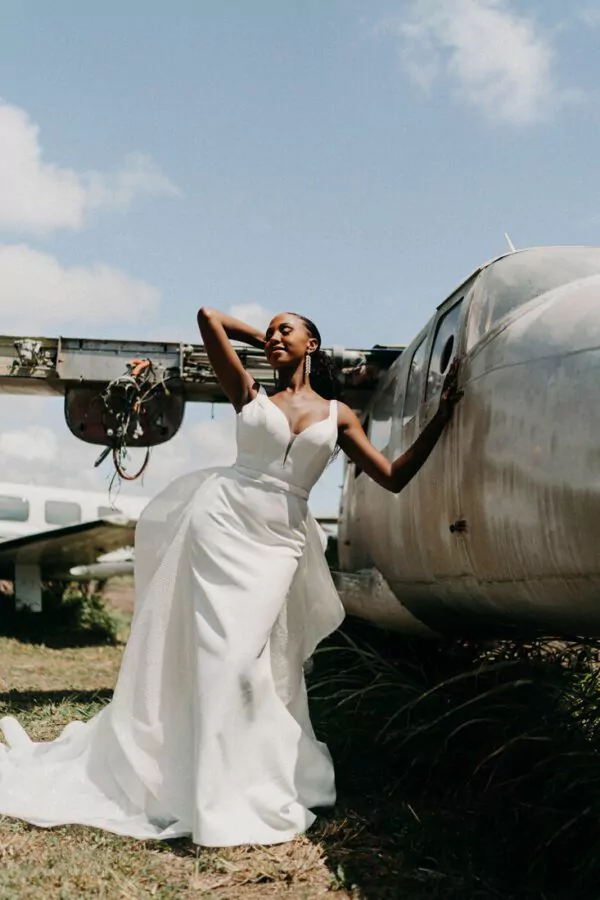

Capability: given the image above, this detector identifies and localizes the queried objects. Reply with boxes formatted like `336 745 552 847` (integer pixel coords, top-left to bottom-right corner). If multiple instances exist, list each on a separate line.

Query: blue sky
0 0 598 513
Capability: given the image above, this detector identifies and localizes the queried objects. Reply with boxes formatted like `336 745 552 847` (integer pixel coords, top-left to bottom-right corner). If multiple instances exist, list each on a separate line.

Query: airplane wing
0 517 136 580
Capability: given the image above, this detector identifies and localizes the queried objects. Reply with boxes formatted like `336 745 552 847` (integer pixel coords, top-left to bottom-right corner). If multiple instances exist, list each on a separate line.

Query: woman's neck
276 365 311 394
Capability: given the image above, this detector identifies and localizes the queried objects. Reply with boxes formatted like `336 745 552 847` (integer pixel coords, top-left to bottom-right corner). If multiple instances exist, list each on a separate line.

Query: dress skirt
0 465 345 846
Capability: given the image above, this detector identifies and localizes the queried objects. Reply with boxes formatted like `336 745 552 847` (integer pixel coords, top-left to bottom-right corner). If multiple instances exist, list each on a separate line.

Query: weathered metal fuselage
338 246 600 637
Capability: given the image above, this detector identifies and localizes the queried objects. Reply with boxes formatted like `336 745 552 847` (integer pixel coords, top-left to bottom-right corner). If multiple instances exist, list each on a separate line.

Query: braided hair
287 313 343 401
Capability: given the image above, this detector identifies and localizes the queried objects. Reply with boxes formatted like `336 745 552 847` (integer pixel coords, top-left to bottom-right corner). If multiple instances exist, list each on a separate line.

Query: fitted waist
233 464 309 500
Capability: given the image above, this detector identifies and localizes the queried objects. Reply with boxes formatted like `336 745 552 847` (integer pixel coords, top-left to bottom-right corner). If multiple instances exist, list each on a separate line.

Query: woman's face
264 314 318 370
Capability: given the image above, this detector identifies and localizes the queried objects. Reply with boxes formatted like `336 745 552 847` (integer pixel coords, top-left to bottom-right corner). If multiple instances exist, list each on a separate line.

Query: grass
309 622 600 899
0 629 352 900
2 605 600 898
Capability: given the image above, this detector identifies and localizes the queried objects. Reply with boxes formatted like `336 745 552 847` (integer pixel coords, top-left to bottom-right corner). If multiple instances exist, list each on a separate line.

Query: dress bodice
235 389 338 495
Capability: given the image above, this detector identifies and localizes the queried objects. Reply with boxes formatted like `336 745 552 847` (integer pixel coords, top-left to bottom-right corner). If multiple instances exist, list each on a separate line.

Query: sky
0 0 599 515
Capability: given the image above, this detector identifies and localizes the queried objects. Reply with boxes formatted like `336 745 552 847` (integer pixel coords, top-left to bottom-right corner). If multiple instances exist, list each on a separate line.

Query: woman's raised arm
337 360 462 494
197 307 266 411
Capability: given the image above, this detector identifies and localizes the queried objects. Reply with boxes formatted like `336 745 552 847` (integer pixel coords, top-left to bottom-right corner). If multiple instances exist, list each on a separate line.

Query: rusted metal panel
56 337 183 383
0 335 401 410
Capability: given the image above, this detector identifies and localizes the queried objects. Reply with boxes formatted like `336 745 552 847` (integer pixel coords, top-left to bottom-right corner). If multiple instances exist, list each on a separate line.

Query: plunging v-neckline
262 392 333 439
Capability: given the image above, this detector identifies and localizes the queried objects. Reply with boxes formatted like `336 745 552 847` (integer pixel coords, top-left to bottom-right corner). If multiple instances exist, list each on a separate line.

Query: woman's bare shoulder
336 401 360 426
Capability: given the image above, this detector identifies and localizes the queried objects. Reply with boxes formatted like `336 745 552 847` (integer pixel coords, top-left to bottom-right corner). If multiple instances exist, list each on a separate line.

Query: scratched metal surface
339 247 600 636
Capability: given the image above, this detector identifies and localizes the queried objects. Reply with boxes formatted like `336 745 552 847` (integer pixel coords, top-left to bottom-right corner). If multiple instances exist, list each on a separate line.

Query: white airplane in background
0 482 149 612
0 481 337 613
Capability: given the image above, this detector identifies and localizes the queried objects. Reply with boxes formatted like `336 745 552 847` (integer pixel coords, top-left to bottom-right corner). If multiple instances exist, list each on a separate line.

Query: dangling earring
305 353 312 379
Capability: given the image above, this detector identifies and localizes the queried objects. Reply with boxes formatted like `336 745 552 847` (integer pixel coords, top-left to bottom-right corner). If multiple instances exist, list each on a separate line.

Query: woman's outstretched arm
197 307 266 411
337 360 462 494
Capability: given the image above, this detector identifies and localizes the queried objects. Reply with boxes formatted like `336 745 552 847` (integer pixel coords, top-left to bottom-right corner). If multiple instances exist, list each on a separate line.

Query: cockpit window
468 247 600 347
426 300 463 401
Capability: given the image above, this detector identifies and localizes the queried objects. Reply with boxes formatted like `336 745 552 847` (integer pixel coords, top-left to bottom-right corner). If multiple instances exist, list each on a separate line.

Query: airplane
0 243 599 637
0 483 148 612
337 244 600 637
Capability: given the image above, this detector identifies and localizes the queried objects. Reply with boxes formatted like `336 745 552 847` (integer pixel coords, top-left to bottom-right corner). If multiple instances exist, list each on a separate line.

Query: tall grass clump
309 618 600 899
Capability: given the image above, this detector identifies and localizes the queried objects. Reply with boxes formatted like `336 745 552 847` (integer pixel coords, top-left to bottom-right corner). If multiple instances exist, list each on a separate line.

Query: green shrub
0 583 122 646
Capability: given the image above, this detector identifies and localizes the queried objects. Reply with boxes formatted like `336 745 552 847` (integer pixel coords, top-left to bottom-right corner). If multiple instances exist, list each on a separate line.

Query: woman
0 308 460 847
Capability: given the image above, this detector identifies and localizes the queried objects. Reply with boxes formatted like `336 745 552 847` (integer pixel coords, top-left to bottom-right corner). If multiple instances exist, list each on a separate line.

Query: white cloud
228 303 274 331
85 152 180 212
0 402 236 500
389 0 567 124
0 243 160 332
0 101 180 235
0 415 100 490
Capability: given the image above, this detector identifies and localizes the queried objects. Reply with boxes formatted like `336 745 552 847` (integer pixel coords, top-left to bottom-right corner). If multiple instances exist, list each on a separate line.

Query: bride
0 307 460 847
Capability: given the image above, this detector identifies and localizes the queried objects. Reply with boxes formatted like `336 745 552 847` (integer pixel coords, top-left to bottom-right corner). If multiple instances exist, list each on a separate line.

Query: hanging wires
94 357 174 489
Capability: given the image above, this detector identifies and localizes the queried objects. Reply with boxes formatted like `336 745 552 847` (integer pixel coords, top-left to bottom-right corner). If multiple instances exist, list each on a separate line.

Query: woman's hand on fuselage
337 357 463 494
197 307 265 412
437 358 463 423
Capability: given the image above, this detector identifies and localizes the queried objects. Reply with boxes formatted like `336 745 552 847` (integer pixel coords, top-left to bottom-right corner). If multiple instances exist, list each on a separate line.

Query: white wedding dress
0 387 345 846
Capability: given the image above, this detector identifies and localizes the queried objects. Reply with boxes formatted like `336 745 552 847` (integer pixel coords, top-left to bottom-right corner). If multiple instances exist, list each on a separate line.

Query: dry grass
0 637 121 693
0 634 355 900
0 820 345 900
3 610 599 900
